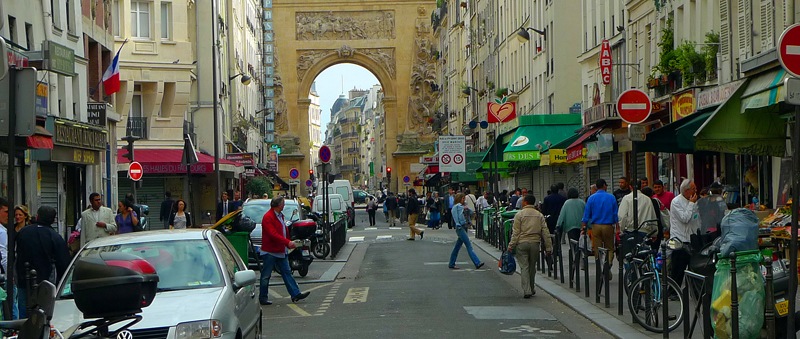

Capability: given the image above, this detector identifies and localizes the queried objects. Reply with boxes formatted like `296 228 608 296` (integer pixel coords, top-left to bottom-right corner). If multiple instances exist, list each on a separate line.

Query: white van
326 180 355 227
313 193 348 221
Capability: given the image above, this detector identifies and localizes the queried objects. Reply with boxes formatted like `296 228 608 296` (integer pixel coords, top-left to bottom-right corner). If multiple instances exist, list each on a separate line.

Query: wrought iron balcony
341 132 358 139
346 147 359 153
126 117 148 139
341 164 360 172
582 102 619 126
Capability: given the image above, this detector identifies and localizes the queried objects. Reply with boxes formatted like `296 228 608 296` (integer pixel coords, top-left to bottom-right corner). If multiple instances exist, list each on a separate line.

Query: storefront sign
44 41 75 76
600 40 612 85
87 103 106 126
503 151 539 162
420 155 439 164
586 142 599 161
225 152 255 166
551 148 585 164
53 119 106 151
597 133 613 153
6 48 29 68
267 149 278 173
35 82 48 116
566 146 584 162
245 168 257 177
696 80 745 110
51 146 99 165
140 163 214 174
671 89 697 121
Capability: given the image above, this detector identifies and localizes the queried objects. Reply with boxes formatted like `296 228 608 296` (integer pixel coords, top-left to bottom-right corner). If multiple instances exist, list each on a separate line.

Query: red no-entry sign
779 23 800 78
616 89 652 125
129 161 143 181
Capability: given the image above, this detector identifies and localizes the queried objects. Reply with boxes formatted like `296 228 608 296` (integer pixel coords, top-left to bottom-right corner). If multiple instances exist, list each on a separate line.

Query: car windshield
242 202 301 223
59 240 224 298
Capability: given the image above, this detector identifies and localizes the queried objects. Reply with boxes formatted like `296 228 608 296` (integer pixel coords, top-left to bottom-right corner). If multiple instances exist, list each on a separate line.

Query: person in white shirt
476 192 490 211
618 187 659 236
669 179 699 285
81 193 119 247
464 189 478 224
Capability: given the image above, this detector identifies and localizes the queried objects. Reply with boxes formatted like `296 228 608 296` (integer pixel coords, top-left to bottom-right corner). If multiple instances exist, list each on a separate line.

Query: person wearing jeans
258 197 310 305
508 195 552 298
449 193 484 270
366 197 378 226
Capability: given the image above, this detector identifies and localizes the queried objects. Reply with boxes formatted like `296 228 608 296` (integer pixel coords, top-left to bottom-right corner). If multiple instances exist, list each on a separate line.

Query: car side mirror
233 270 257 288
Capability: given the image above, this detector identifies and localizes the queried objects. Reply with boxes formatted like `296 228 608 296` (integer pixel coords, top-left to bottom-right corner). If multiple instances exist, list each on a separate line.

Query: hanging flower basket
460 2 467 8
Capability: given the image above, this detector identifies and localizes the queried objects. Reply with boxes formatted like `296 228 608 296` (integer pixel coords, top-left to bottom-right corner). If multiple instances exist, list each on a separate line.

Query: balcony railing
341 164 360 172
126 117 148 139
341 132 358 139
346 147 359 153
339 117 357 124
582 103 619 126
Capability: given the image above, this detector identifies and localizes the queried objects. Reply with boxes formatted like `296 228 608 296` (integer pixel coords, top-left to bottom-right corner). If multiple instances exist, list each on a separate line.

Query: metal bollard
730 252 739 338
584 244 590 298
596 248 602 304
683 273 690 337
661 243 668 338
571 239 581 293
568 240 576 289
764 256 775 339
618 247 624 315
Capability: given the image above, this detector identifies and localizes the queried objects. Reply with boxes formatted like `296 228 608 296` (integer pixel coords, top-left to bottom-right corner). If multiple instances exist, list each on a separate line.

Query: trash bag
718 209 760 258
234 215 256 233
710 251 764 339
500 250 516 275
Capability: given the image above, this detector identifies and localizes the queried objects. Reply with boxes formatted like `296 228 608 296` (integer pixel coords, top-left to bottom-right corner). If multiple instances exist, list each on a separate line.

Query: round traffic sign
616 89 652 125
319 146 332 164
454 154 464 164
306 179 313 187
403 176 410 183
441 154 452 164
779 24 800 78
289 168 299 179
128 161 143 181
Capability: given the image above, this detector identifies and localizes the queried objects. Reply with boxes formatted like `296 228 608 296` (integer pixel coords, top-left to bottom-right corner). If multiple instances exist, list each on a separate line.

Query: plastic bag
578 233 590 251
718 209 760 258
234 215 256 233
500 250 516 275
710 251 764 339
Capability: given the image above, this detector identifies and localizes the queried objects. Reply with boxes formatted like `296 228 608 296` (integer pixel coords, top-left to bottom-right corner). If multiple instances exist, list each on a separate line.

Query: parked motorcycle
307 211 330 259
285 210 315 277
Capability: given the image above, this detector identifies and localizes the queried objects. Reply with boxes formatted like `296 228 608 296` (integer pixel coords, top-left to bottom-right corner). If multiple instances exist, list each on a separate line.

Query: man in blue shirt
582 179 619 267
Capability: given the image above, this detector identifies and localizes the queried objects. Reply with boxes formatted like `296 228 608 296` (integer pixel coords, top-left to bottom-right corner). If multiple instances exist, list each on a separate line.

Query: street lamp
230 72 252 85
516 27 547 43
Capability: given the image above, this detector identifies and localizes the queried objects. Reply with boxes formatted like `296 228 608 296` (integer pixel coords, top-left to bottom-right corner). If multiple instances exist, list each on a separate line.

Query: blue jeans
17 286 25 319
449 227 482 268
259 253 300 302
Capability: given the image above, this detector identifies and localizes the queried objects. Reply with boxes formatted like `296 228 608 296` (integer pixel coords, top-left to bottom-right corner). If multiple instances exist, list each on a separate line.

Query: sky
312 64 380 136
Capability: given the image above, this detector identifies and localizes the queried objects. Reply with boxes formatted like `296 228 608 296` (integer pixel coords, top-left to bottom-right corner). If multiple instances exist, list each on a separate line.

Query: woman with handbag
115 200 140 234
366 197 378 227
507 194 552 298
425 192 440 229
448 194 484 269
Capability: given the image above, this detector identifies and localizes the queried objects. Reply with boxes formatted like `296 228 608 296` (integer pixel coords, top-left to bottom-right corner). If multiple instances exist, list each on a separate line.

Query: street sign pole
3 67 16 319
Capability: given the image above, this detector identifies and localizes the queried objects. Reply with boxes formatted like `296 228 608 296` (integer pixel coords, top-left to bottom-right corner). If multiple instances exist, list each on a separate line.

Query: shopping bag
578 233 590 251
500 250 516 275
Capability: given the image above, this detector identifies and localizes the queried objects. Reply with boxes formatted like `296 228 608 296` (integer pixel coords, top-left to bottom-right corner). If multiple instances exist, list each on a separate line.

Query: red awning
425 165 440 174
26 135 53 149
117 149 242 174
567 127 603 149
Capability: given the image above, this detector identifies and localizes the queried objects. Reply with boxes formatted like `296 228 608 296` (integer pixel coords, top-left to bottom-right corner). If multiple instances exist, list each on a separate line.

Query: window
113 0 120 36
131 94 143 117
66 0 75 34
131 1 150 38
51 0 62 29
213 235 240 280
25 23 33 50
7 16 16 43
161 2 171 40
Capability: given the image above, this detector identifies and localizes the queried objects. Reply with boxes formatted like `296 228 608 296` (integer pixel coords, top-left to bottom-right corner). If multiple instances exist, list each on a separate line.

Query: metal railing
341 132 358 139
346 147 359 153
330 215 347 259
340 164 359 172
126 117 148 139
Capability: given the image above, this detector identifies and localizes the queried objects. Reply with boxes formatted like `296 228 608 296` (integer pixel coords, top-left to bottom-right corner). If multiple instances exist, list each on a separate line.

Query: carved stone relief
296 48 396 81
270 45 289 135
337 45 354 58
359 48 396 79
296 50 335 82
295 11 395 40
407 5 439 134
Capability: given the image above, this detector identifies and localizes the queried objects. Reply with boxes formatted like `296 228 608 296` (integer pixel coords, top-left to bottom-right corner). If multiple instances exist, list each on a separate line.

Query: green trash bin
500 210 518 220
482 208 495 231
225 232 251 261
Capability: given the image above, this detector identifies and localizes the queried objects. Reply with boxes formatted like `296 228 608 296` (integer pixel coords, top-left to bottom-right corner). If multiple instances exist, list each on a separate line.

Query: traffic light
309 169 315 181
121 135 139 162
386 167 392 183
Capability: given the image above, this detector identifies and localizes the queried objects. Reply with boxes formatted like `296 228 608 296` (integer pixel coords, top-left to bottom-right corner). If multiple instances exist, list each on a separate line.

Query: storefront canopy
637 111 713 154
694 71 789 157
451 152 485 183
502 124 581 162
117 149 242 174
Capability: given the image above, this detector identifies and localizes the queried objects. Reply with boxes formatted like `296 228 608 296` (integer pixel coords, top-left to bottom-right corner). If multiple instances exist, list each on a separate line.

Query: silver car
52 229 261 339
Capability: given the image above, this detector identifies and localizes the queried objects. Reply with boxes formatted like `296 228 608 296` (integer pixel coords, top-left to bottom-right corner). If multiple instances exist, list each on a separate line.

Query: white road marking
620 103 647 110
343 287 369 304
349 236 365 242
364 227 377 230
787 45 800 55
389 227 402 230
376 235 393 240
539 330 562 334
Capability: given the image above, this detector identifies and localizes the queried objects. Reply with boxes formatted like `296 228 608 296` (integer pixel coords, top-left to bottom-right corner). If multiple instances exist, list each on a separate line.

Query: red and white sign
128 161 144 181
600 40 612 85
616 89 652 125
779 23 800 78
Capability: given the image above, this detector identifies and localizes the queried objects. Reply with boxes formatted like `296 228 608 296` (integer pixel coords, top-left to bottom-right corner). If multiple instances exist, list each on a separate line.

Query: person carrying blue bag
507 194 552 298
448 193 484 270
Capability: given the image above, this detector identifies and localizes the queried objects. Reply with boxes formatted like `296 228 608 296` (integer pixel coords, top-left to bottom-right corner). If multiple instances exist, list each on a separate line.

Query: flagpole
93 39 128 98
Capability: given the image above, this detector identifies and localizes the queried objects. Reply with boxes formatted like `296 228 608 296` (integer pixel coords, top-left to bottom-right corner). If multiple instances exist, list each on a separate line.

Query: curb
471 238 651 339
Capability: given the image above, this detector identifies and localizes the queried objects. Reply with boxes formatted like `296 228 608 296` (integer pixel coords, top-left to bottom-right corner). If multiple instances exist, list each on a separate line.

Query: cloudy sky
312 64 380 136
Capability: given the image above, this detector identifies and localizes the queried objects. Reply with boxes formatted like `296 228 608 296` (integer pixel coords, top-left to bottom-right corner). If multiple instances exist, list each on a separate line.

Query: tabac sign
600 40 612 85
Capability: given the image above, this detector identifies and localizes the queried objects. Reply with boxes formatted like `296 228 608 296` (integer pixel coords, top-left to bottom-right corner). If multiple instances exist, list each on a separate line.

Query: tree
247 177 273 199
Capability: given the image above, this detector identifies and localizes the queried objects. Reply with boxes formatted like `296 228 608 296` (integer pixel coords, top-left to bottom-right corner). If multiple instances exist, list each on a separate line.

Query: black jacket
16 223 70 285
160 198 175 221
406 196 420 215
216 200 234 220
541 193 568 231
168 212 193 228
385 196 398 211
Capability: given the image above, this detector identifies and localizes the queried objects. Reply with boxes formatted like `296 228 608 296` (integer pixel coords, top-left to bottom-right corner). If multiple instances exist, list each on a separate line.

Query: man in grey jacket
80 192 118 247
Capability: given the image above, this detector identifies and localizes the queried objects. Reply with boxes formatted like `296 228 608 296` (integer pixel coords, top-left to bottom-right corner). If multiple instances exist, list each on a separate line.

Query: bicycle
626 243 685 333
621 219 661 294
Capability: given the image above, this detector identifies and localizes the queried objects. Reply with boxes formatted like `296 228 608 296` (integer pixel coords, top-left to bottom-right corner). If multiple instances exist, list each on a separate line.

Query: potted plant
496 87 508 98
460 2 467 8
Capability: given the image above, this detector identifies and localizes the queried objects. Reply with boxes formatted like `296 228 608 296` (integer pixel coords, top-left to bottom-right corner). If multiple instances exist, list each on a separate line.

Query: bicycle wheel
627 273 684 333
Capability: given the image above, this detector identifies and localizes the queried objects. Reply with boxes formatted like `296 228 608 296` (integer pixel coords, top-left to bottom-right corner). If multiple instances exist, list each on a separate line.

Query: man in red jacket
259 197 310 305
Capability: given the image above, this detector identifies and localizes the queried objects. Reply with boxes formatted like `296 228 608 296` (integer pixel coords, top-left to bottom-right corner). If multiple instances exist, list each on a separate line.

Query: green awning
502 124 581 162
694 75 788 157
637 111 713 154
451 152 487 183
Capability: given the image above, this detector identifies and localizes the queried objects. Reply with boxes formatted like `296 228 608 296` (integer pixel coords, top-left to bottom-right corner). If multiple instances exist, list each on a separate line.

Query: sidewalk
472 235 691 339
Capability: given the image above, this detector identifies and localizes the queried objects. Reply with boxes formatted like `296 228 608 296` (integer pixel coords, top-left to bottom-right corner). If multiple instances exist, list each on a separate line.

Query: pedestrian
258 197 310 305
115 200 141 234
449 193 484 269
476 192 490 211
382 197 389 222
515 189 528 210
499 190 509 206
464 189 477 225
613 177 632 205
669 179 699 286
508 190 520 211
366 197 378 226
216 191 233 221
641 187 665 247
557 188 586 242
15 205 70 318
233 190 244 210
542 184 568 234
426 192 440 229
398 193 407 223
639 178 650 189
0 198 10 315
581 179 619 276
652 179 675 211
13 205 30 232
445 188 455 228
168 199 193 229
160 191 175 229
406 189 424 240
507 194 552 298
385 192 398 226
81 193 118 247
557 183 567 197
618 183 658 237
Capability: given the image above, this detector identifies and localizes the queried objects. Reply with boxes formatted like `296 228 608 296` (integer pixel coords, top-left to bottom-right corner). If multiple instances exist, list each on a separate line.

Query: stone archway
272 1 438 193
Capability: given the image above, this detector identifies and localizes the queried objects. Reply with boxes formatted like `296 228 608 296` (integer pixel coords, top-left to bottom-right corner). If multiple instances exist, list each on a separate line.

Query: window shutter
738 0 752 59
720 0 730 60
761 0 775 50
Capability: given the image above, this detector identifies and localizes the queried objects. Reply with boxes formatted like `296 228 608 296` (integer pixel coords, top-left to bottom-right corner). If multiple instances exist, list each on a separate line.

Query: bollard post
661 243 668 338
764 256 775 339
569 240 576 289
618 246 624 315
683 274 690 337
730 252 739 339
596 248 602 304
604 251 610 308
584 245 590 298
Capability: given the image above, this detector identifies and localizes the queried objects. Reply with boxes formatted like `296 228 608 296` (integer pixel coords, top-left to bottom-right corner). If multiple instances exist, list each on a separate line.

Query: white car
52 229 261 339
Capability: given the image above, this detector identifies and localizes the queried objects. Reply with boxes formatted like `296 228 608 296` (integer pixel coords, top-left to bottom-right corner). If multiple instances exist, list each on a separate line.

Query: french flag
101 44 124 95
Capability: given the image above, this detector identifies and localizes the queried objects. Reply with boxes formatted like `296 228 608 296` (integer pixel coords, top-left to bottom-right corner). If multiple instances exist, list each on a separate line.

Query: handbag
500 250 516 275
425 210 431 221
578 233 591 251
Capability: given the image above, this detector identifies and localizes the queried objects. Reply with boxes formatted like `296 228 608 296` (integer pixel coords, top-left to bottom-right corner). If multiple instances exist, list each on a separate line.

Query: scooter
286 210 316 277
307 212 330 259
